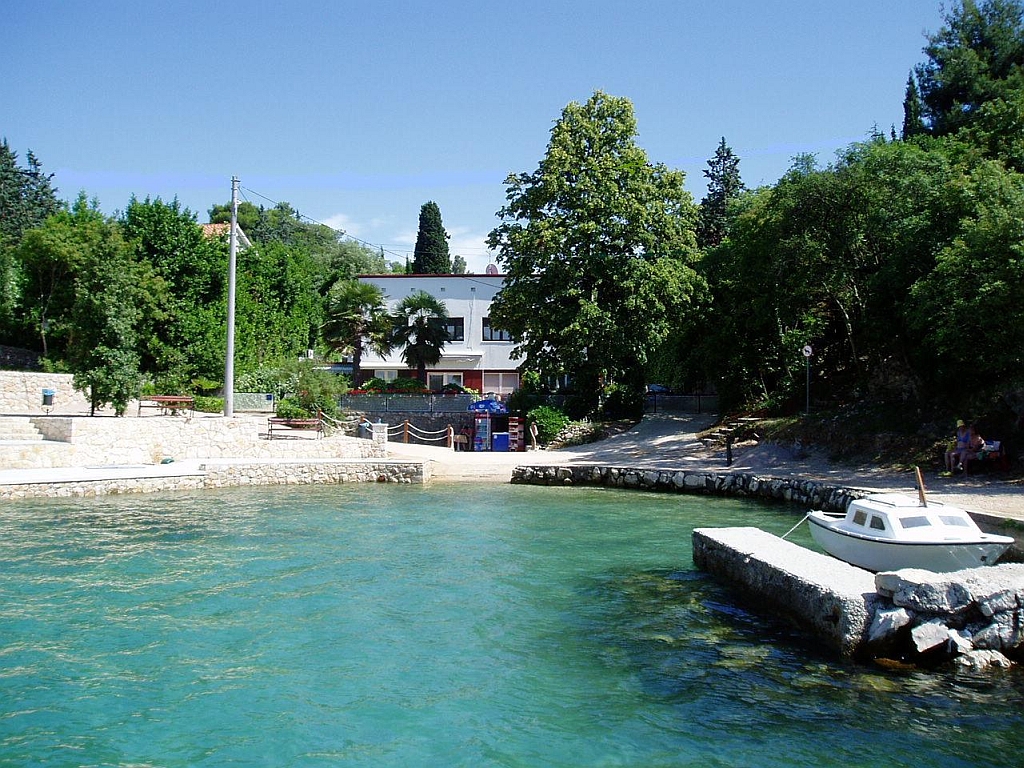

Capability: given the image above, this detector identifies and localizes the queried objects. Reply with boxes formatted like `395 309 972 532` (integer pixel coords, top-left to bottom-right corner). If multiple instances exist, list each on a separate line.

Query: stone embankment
511 464 861 513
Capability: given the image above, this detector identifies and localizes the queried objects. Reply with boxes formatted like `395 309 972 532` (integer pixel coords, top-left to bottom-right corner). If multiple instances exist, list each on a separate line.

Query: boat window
869 515 886 531
900 516 932 528
939 515 971 528
852 510 867 526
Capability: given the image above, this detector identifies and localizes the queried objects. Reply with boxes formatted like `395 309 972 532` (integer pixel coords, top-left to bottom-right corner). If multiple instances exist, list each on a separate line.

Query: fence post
403 420 410 443
446 424 453 449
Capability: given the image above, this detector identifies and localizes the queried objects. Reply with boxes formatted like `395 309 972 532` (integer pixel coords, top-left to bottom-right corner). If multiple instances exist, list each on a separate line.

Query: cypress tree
411 201 451 274
697 138 744 249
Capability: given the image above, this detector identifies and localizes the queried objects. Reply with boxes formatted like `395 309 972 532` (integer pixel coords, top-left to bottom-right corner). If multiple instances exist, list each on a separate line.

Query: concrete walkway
2 413 1021 521
385 413 1024 521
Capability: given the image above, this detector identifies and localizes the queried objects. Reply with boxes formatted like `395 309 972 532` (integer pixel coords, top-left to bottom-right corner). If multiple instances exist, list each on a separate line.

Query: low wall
0 371 92 414
0 460 427 500
16 415 386 469
511 465 861 513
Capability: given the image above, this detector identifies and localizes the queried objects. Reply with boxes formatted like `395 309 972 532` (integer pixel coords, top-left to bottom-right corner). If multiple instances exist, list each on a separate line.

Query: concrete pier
692 527 877 657
693 526 1024 667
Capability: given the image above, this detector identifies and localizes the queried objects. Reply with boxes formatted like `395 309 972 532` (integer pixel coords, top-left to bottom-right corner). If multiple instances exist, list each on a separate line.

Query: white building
356 273 520 396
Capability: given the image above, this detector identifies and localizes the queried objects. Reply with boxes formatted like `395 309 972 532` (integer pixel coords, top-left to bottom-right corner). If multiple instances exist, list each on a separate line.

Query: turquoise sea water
1 483 1021 767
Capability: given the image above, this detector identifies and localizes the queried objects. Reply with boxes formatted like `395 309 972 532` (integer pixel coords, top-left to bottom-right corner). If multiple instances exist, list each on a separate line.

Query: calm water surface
1 484 1021 767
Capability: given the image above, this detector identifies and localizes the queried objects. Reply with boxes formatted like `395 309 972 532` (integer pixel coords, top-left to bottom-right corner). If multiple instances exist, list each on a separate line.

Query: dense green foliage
3 1 1024 432
411 201 451 273
488 91 704 416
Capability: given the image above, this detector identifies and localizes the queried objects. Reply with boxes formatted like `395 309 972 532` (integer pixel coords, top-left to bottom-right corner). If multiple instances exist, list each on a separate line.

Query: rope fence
359 417 458 448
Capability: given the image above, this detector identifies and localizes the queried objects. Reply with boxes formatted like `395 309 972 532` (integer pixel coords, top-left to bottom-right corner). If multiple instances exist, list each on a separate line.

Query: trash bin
42 388 55 407
492 432 509 452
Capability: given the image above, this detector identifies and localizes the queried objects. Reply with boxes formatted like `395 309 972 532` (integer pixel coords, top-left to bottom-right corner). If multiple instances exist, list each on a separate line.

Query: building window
430 317 464 342
374 370 398 382
483 372 519 395
482 318 512 342
428 373 464 392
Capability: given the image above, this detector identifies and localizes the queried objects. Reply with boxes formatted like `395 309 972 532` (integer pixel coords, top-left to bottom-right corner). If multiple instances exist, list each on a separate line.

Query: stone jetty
694 527 1024 669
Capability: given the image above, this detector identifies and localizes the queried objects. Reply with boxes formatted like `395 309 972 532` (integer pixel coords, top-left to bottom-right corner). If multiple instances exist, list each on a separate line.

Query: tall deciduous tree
916 0 1024 136
487 91 702 414
411 201 451 274
389 290 449 384
697 137 745 249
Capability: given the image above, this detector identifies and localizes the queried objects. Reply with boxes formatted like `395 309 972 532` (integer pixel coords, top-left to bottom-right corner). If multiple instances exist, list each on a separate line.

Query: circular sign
802 345 813 358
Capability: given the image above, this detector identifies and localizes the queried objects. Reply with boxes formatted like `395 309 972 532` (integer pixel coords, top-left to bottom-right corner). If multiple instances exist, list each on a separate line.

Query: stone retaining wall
7 415 386 469
0 460 426 500
511 465 861 513
0 371 92 414
201 460 427 487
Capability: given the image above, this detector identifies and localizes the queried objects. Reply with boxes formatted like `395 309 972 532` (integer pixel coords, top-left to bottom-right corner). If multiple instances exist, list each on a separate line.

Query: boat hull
807 513 1011 572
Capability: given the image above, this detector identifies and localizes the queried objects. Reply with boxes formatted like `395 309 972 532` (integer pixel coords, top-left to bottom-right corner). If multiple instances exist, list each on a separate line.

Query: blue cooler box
492 432 509 452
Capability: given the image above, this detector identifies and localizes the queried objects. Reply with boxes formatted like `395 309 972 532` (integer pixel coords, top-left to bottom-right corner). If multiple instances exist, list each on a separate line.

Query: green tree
389 290 449 385
696 137 745 249
0 141 61 342
487 91 703 414
321 279 392 383
67 213 144 415
451 254 468 274
411 201 451 273
906 160 1024 400
121 196 226 388
902 73 927 139
916 0 1024 136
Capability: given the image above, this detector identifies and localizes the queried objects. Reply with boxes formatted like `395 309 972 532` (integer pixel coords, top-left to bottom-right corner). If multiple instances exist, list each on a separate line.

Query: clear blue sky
3 0 944 272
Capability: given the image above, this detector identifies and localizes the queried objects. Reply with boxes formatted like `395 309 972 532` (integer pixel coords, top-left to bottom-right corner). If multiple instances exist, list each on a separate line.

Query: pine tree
697 138 744 249
902 73 926 139
411 201 451 273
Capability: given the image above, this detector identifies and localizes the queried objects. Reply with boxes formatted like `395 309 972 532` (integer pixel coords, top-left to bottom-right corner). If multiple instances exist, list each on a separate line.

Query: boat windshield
939 515 971 527
900 516 931 529
852 509 867 526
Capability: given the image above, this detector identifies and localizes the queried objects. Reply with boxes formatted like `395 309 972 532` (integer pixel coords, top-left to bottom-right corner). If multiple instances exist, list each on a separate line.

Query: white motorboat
807 492 1014 572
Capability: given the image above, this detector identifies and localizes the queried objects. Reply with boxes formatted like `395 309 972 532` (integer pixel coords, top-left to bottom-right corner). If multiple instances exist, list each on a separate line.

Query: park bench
963 440 1010 474
267 413 324 440
138 395 194 418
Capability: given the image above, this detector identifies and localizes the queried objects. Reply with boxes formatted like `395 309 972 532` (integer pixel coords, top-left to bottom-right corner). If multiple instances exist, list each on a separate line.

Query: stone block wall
511 464 861 513
0 371 92 414
2 415 386 470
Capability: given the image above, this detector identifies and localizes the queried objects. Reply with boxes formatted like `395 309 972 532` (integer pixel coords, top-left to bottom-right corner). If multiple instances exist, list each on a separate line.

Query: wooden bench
268 415 324 440
964 440 1010 473
138 395 194 418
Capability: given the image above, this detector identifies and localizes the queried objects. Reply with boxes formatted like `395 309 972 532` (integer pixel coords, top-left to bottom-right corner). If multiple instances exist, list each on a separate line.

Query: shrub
527 404 569 443
601 383 645 420
275 398 308 419
194 395 224 413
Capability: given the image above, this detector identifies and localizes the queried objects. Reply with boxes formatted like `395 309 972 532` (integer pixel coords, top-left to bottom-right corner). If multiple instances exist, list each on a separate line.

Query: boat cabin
844 495 981 542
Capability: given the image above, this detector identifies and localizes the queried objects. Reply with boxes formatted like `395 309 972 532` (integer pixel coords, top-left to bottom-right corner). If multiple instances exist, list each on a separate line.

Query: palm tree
390 290 450 385
321 280 392 384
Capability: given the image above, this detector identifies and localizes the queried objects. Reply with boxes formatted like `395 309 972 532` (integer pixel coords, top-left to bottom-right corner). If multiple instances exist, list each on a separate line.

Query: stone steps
0 441 75 469
0 416 46 443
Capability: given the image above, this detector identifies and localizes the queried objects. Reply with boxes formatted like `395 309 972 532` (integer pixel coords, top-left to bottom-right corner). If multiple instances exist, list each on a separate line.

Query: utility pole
224 176 239 417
